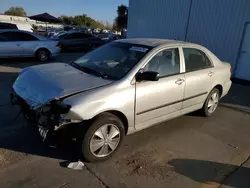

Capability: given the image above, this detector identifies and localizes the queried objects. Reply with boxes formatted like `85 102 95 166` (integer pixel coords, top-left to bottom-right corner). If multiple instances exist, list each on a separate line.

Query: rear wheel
202 88 220 116
36 49 50 62
78 112 125 162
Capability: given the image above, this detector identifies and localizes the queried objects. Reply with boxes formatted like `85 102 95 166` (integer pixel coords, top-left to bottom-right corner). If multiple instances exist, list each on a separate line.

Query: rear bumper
50 48 61 57
51 51 60 57
221 80 232 98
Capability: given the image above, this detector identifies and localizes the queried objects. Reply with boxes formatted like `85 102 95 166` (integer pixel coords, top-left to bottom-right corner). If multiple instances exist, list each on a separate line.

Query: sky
0 0 129 22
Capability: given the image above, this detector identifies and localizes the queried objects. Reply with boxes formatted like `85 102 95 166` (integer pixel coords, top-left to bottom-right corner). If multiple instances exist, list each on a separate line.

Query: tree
112 22 119 31
105 21 113 30
59 15 74 25
4 6 27 17
59 14 105 29
115 5 128 31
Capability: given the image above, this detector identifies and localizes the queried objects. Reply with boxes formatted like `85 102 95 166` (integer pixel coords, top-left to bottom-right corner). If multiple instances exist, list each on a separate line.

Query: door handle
16 44 21 46
208 71 214 77
175 78 185 85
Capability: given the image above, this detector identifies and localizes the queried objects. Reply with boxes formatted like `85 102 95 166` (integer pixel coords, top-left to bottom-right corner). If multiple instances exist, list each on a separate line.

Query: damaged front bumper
10 90 79 141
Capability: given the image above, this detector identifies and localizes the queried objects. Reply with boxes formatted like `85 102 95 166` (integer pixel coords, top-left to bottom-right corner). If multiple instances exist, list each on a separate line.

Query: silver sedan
0 29 61 61
11 38 232 162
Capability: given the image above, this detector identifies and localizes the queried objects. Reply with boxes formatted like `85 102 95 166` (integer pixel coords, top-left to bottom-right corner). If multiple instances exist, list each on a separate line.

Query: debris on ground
228 144 239 149
67 160 85 170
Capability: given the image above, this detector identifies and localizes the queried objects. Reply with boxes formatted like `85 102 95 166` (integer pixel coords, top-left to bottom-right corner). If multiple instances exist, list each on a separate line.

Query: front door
135 48 185 129
235 24 250 81
0 31 39 57
0 34 8 56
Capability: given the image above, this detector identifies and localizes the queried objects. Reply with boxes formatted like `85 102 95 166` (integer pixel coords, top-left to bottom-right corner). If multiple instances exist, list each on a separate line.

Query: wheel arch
214 84 223 97
90 110 129 135
35 47 51 56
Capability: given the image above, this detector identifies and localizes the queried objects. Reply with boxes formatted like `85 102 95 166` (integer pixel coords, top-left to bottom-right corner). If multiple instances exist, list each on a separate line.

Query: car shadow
0 57 38 64
168 158 250 187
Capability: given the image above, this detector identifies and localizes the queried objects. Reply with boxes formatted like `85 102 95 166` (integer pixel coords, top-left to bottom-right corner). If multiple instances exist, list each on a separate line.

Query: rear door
71 33 96 49
0 34 9 57
0 31 39 56
60 33 90 49
13 32 39 55
0 32 20 56
182 47 215 109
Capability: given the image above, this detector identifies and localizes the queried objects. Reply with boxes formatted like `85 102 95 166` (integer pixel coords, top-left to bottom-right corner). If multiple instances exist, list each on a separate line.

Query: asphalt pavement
0 53 250 188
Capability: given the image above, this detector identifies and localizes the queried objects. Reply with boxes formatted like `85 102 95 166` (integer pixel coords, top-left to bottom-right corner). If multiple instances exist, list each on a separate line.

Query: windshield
74 42 151 80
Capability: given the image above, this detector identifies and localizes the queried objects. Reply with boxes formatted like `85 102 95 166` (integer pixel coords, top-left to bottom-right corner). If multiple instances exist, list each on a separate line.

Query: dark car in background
98 33 123 40
0 22 18 30
52 32 109 51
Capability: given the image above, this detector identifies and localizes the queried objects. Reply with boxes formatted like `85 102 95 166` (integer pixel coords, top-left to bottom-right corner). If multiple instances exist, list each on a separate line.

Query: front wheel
202 88 220 117
78 113 125 162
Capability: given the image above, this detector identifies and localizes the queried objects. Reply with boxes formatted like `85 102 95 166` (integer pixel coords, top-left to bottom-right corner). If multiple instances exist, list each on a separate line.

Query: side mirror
136 71 160 82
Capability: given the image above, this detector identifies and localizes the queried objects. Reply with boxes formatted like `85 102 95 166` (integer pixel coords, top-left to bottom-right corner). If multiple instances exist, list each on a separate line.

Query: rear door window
62 33 74 39
1 32 38 41
0 35 8 41
71 33 92 39
0 23 17 29
183 48 213 72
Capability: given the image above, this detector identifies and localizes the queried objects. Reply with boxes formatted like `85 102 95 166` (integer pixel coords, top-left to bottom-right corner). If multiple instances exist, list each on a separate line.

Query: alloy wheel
90 124 121 157
207 92 219 113
38 50 48 61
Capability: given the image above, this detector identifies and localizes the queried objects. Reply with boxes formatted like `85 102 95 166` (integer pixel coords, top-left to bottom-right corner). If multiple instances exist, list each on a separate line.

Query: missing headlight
50 100 71 114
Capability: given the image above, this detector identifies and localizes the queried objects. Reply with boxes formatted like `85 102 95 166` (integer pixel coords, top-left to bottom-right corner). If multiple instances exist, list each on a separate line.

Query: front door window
143 48 180 77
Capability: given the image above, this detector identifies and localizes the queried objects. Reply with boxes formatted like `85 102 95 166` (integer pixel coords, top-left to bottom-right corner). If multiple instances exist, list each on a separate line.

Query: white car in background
0 29 61 61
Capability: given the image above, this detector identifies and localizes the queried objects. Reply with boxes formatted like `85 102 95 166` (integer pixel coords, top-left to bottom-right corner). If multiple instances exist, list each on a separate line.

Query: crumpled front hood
13 63 112 108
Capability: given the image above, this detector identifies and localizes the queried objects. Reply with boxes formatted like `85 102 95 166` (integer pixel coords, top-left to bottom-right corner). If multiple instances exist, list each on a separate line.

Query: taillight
230 67 232 73
56 42 61 48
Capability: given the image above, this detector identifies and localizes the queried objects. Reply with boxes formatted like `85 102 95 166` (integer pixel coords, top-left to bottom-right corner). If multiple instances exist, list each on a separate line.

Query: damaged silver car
11 38 232 162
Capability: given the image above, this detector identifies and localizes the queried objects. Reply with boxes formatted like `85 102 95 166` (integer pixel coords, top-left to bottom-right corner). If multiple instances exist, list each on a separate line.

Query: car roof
116 38 193 47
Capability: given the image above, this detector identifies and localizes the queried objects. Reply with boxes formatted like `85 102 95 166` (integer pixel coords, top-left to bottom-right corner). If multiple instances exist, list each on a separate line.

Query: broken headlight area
35 100 72 130
11 91 75 133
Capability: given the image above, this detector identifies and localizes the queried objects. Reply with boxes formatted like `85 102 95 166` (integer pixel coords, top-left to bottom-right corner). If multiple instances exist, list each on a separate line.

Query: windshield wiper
69 61 111 79
69 61 82 70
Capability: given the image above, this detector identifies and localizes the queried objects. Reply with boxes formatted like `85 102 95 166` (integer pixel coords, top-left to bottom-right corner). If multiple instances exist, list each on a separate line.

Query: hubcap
39 51 48 61
207 92 219 113
90 124 120 157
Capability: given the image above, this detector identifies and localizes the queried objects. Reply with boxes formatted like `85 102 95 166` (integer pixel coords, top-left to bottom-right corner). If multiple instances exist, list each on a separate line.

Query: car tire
78 112 125 162
202 88 220 117
36 49 50 62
